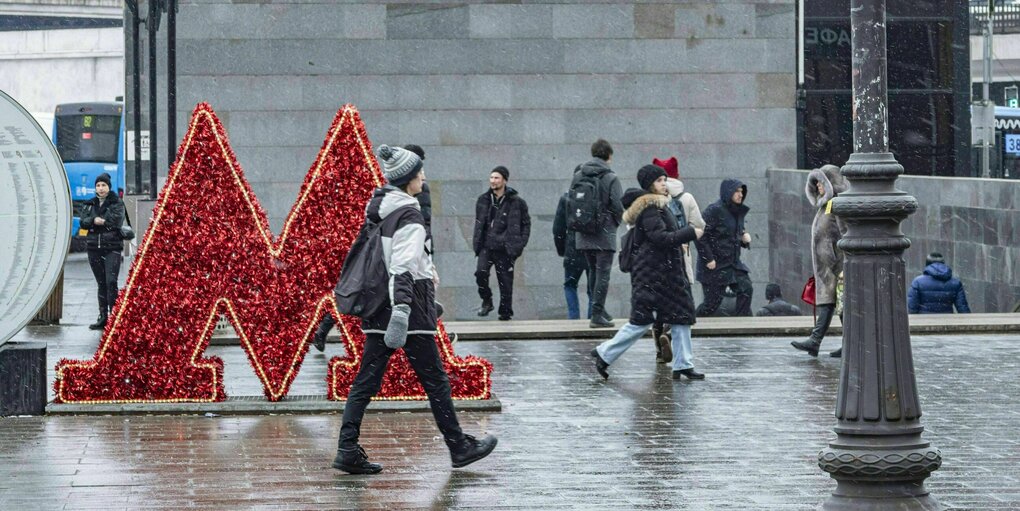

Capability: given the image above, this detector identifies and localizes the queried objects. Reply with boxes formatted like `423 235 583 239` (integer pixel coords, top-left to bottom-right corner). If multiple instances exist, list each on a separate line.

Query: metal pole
167 0 177 171
147 0 159 199
983 1 994 178
821 0 942 507
128 1 143 194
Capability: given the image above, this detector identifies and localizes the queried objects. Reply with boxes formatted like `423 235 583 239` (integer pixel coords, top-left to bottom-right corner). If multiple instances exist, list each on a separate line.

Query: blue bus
52 102 126 251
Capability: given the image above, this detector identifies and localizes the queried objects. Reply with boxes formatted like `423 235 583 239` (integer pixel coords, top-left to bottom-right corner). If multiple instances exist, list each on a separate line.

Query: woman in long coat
589 165 705 381
791 165 848 358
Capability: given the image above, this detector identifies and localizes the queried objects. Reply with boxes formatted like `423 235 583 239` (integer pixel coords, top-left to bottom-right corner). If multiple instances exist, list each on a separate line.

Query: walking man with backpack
473 166 531 321
332 144 496 475
569 139 624 328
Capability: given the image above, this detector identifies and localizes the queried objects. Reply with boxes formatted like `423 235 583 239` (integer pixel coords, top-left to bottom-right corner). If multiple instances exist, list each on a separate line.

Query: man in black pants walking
569 139 623 328
695 178 754 317
334 144 496 474
473 166 531 321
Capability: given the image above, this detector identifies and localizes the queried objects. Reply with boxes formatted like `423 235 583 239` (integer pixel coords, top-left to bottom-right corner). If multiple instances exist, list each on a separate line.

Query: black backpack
618 227 637 273
335 220 390 319
566 171 603 234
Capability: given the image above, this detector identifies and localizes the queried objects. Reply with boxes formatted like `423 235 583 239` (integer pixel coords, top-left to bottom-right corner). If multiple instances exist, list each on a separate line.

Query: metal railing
971 1 1020 35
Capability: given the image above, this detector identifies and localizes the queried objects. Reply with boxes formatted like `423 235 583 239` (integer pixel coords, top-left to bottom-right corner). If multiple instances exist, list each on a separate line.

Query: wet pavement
2 255 1019 509
2 331 1019 509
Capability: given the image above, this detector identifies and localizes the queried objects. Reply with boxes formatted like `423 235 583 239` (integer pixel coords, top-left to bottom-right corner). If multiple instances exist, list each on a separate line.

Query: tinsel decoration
54 102 493 403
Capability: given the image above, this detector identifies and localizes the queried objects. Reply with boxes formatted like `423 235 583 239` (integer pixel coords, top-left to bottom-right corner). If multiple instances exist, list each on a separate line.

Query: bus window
55 114 120 164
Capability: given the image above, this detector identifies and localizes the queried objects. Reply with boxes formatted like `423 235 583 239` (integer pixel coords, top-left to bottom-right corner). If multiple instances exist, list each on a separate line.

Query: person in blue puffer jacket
908 252 971 314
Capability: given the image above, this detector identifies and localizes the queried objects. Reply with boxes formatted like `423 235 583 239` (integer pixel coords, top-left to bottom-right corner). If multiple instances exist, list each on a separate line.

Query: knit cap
637 164 667 192
95 172 112 188
377 144 423 187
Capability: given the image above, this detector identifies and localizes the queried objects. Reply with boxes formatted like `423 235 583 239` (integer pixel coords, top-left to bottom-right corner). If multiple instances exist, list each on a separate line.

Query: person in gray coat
792 165 848 358
569 139 624 328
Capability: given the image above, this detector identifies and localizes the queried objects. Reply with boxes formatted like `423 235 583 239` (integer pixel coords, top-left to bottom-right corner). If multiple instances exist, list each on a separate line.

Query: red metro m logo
55 103 492 403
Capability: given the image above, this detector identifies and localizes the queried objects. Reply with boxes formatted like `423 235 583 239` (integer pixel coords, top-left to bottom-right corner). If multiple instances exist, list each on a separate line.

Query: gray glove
384 304 411 349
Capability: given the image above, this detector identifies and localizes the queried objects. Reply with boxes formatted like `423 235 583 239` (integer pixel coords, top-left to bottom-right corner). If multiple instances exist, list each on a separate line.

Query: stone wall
137 0 798 320
768 168 1020 313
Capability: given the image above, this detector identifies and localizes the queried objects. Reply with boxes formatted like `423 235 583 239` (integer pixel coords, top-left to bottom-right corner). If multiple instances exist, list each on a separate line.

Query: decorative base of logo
54 103 492 404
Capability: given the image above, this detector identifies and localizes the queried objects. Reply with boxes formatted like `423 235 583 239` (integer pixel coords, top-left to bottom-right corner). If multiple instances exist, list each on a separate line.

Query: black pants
338 333 465 453
87 249 122 315
476 249 515 317
582 250 614 316
315 314 335 338
698 271 754 317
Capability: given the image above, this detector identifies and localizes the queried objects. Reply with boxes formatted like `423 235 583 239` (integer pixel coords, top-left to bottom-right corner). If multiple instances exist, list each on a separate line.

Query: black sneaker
498 315 511 321
451 434 498 468
312 330 327 352
830 347 842 358
477 303 494 317
791 339 821 357
673 368 705 380
590 349 609 380
332 446 382 474
589 312 614 329
88 314 107 331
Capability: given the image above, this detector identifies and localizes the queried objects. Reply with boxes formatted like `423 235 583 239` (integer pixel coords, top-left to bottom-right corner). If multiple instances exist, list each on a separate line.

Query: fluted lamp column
820 0 942 509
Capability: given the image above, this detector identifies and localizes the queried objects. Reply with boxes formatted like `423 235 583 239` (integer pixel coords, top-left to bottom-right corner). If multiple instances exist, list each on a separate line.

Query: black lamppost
821 0 942 508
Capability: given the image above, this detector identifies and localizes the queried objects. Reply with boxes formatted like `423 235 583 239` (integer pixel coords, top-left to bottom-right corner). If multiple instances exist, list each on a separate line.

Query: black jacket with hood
473 187 531 258
80 192 126 252
695 179 750 286
621 188 699 326
361 186 438 336
570 158 624 252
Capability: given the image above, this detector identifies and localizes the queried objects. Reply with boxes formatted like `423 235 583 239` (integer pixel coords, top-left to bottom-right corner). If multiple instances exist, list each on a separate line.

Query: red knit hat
653 157 679 179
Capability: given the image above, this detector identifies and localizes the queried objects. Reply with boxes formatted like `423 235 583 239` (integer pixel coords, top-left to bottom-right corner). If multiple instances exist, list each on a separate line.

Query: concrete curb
206 314 1020 344
46 394 502 416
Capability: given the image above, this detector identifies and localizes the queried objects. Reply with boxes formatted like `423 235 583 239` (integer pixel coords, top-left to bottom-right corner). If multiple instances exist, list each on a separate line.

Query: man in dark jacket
473 166 531 321
80 172 126 330
334 144 496 475
589 165 705 381
570 139 624 328
553 192 593 319
695 179 753 317
908 252 971 314
756 283 802 317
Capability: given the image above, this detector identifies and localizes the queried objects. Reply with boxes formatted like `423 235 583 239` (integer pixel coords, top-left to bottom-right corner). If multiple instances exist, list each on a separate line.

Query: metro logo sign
55 103 492 403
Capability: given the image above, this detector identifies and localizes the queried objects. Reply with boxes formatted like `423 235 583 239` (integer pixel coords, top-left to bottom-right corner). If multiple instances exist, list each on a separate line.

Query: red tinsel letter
55 103 492 403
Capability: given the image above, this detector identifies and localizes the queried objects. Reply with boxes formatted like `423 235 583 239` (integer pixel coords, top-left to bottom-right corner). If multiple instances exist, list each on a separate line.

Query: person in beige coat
650 157 705 363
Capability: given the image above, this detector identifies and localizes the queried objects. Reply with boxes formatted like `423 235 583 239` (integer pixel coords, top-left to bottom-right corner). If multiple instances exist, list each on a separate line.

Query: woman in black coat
589 165 706 381
79 172 125 330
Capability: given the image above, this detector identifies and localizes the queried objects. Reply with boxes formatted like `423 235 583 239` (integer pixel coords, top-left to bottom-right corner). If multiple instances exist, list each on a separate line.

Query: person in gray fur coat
791 165 849 358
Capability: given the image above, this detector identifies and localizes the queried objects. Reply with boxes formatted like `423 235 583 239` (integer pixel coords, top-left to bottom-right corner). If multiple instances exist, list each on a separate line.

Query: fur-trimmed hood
622 190 670 226
806 165 849 209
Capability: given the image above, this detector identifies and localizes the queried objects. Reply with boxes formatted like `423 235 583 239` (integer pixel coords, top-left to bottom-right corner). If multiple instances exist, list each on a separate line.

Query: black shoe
88 314 107 331
312 330 326 352
498 315 511 321
477 303 494 317
332 446 383 474
791 339 821 357
451 434 498 468
589 312 613 329
830 347 842 358
673 368 705 380
590 349 609 380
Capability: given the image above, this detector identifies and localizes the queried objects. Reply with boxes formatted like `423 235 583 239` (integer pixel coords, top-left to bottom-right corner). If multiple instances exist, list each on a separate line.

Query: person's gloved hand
384 304 411 349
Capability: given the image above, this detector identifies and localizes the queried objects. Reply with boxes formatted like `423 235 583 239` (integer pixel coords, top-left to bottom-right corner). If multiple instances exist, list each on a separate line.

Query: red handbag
801 276 816 322
801 276 816 306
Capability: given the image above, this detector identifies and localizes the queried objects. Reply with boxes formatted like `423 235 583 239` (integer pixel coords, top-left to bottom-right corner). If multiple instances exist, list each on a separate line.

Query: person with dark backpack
590 165 705 381
569 139 623 328
333 144 496 475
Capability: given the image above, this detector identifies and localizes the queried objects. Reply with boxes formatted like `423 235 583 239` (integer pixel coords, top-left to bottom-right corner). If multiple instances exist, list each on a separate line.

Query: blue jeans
564 263 593 320
595 322 694 371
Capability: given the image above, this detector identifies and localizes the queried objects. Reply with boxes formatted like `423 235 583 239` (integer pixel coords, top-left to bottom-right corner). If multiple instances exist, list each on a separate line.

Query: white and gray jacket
361 186 438 336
